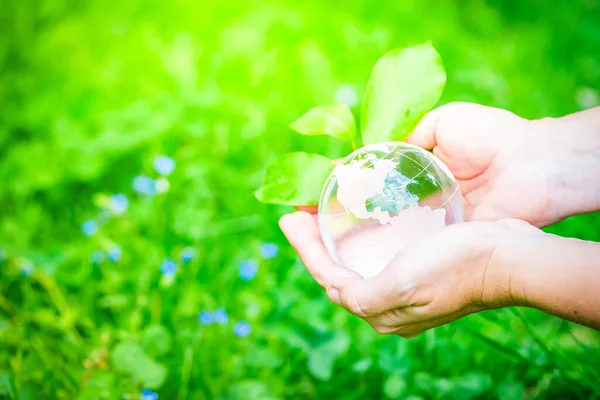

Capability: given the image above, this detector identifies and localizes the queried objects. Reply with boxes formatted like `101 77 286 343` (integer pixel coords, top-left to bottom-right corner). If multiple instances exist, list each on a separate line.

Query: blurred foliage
1 0 600 399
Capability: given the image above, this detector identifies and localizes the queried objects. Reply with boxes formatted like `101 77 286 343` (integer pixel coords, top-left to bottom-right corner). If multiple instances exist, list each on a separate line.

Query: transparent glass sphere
318 142 464 279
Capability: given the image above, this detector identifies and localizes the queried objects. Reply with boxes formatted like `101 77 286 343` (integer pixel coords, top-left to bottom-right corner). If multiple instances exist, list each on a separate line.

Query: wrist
531 114 600 221
493 223 593 309
499 228 600 328
471 222 530 309
478 221 546 309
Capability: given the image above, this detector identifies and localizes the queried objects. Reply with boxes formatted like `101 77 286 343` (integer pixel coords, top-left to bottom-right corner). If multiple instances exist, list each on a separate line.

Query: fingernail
327 286 340 305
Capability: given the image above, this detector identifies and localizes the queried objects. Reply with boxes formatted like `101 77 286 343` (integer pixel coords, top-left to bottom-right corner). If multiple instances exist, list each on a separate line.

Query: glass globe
318 142 464 279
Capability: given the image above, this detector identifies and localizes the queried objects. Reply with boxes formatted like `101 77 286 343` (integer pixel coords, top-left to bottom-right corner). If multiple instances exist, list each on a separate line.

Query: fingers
328 270 410 318
406 106 443 149
406 101 485 150
391 312 466 338
368 307 471 338
279 212 362 288
295 205 318 214
333 285 468 338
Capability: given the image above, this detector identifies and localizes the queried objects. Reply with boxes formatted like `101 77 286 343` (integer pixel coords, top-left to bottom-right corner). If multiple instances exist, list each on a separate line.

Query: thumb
327 271 401 317
406 106 444 150
407 102 479 149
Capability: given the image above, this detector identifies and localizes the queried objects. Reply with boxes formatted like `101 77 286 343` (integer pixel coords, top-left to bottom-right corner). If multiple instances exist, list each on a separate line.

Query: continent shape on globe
319 142 462 279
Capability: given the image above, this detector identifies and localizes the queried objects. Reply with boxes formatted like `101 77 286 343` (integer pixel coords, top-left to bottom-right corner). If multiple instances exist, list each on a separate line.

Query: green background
1 0 600 398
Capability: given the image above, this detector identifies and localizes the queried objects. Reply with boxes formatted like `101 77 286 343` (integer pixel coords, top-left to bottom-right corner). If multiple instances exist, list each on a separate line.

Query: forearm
536 106 600 220
501 230 600 329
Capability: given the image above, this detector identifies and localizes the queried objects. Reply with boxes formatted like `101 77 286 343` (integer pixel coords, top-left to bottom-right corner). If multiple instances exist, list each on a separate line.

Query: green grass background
1 0 600 398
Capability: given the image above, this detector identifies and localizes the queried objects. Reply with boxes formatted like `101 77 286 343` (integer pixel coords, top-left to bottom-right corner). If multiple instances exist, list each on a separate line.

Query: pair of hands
280 102 574 337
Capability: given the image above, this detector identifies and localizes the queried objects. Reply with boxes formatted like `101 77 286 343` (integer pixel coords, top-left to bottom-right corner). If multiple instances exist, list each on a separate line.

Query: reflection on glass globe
318 142 464 279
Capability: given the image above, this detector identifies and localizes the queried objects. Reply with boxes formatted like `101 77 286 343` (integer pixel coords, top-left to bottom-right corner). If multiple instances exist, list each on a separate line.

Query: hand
407 102 567 227
279 211 540 337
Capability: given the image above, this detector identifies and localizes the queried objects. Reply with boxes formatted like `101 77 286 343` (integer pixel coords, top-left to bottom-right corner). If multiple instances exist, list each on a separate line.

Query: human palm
279 211 542 337
407 102 554 226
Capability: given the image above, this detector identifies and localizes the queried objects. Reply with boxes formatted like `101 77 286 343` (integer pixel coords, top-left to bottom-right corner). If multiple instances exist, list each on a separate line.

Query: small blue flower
154 155 176 176
90 250 105 264
82 219 98 237
107 246 122 263
133 175 156 196
20 262 34 277
233 321 251 338
141 389 159 400
239 260 258 281
180 247 195 264
198 311 214 325
110 193 129 215
260 242 279 259
214 309 228 325
160 258 177 277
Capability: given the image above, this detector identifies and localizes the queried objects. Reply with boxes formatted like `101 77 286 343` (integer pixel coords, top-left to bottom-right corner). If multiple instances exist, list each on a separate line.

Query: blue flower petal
107 246 122 263
110 193 129 215
214 309 228 325
233 321 251 338
141 389 159 400
153 155 176 176
260 242 279 259
133 175 157 196
160 258 177 277
198 311 214 325
180 247 195 264
239 260 258 281
82 219 98 237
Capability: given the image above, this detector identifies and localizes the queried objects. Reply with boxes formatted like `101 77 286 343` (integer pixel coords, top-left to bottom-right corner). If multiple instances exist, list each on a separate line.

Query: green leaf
351 358 372 373
112 342 147 373
307 349 335 381
141 324 172 357
79 371 118 400
384 375 407 399
361 42 446 144
138 359 167 389
320 331 350 356
111 342 167 389
452 372 492 398
378 340 410 375
289 103 356 143
255 152 334 206
413 372 435 394
245 346 284 368
228 380 278 400
0 371 14 398
97 294 130 310
304 331 351 382
273 326 311 353
496 378 525 400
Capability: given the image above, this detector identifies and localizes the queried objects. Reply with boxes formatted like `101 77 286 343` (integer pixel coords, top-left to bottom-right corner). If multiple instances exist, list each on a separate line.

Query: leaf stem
508 308 591 394
35 273 82 343
456 324 534 367
178 329 203 400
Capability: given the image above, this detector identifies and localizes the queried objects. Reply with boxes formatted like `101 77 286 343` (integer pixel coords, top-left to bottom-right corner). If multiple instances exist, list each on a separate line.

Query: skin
280 102 600 337
407 102 600 226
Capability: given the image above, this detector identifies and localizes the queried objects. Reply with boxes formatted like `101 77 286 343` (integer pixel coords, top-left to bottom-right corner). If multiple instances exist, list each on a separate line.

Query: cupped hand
407 102 559 227
280 211 540 337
